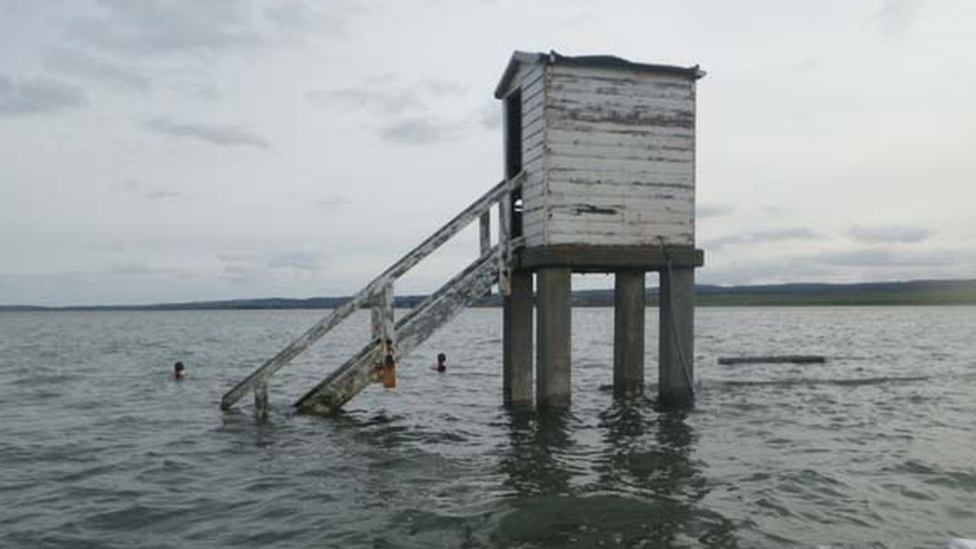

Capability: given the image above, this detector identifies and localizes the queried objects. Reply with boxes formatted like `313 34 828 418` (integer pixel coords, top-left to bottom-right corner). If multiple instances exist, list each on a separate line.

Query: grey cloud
308 76 470 144
697 258 832 286
478 102 501 130
701 246 975 286
422 79 467 98
214 252 251 263
876 0 924 38
815 247 957 267
143 190 182 201
68 0 361 59
217 249 324 284
171 83 219 102
110 178 140 192
143 117 270 149
0 75 86 116
307 78 466 115
760 205 792 216
316 194 351 209
220 263 267 286
380 118 467 145
216 251 267 285
698 203 734 219
266 0 365 40
265 1 317 33
107 262 188 277
846 225 931 244
706 227 822 250
70 0 265 57
109 179 184 200
193 86 219 101
362 73 398 86
45 49 150 91
266 251 321 272
791 57 821 73
307 87 424 115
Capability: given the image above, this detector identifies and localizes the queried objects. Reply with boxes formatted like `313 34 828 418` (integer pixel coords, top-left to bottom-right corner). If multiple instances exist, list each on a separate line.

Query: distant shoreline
3 279 974 311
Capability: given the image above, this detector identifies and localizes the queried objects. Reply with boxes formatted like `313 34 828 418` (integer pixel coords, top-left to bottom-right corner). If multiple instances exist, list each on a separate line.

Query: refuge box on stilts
219 51 704 417
495 51 705 407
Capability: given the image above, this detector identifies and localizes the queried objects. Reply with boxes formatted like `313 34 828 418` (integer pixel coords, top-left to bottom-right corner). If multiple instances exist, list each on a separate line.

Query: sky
1 0 974 306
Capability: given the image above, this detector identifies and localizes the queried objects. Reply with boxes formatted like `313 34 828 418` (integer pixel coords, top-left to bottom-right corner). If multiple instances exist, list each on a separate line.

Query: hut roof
494 50 705 99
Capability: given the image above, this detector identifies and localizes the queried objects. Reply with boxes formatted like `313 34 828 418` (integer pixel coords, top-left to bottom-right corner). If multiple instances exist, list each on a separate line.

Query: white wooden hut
495 51 705 407
494 51 704 251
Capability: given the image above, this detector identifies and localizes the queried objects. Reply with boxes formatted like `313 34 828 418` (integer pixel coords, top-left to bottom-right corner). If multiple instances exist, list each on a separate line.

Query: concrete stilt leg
614 270 646 399
659 266 695 407
536 268 571 406
503 269 533 406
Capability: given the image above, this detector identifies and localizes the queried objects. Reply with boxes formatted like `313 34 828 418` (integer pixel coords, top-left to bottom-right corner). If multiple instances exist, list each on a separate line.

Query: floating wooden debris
718 355 826 365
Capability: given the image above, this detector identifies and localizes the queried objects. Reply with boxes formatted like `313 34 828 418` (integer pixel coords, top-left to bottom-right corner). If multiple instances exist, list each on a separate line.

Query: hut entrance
505 89 523 238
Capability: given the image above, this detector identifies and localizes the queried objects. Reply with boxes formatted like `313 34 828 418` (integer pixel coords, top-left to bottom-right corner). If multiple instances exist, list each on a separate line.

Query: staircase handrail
220 173 523 410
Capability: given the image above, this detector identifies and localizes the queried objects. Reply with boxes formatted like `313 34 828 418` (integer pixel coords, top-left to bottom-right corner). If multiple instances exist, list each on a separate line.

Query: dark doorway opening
505 90 523 239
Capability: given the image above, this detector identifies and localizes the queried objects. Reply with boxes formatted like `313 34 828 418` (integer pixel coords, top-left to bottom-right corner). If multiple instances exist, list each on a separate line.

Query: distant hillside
2 279 974 311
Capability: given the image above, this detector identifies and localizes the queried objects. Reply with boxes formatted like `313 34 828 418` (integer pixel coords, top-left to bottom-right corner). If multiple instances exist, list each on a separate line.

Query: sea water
1 307 974 548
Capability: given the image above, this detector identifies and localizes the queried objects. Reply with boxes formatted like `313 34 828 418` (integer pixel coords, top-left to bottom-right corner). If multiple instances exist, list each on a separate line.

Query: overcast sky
1 0 974 306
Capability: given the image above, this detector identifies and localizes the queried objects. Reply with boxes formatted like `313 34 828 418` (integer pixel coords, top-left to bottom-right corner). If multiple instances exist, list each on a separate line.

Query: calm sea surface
1 307 974 548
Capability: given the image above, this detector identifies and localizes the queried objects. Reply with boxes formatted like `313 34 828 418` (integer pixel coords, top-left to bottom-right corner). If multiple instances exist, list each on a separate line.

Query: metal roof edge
494 50 704 99
548 50 705 80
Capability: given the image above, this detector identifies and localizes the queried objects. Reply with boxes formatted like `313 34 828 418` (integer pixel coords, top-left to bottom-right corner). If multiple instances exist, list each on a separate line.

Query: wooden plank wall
542 64 696 246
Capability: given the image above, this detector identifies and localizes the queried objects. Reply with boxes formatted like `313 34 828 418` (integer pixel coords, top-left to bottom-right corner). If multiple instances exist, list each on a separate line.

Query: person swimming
173 361 186 379
435 353 446 373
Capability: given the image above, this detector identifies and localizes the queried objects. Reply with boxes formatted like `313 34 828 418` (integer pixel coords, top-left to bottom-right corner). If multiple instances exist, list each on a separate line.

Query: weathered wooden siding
542 64 696 246
502 60 548 248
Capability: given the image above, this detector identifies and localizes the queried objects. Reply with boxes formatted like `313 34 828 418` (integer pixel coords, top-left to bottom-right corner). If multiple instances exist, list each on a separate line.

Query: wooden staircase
220 174 523 416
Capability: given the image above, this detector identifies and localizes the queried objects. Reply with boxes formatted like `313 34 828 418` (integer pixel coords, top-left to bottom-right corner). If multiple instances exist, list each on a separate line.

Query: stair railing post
254 381 269 419
371 283 396 385
480 211 492 298
479 211 491 256
371 283 394 341
498 189 512 296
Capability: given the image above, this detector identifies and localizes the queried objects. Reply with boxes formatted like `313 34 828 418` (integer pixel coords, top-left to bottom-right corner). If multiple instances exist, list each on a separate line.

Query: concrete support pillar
659 267 695 407
503 269 533 406
613 270 646 399
536 267 572 406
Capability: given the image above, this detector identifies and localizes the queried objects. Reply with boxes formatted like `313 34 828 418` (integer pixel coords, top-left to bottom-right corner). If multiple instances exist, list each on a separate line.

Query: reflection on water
496 402 739 548
499 407 575 497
